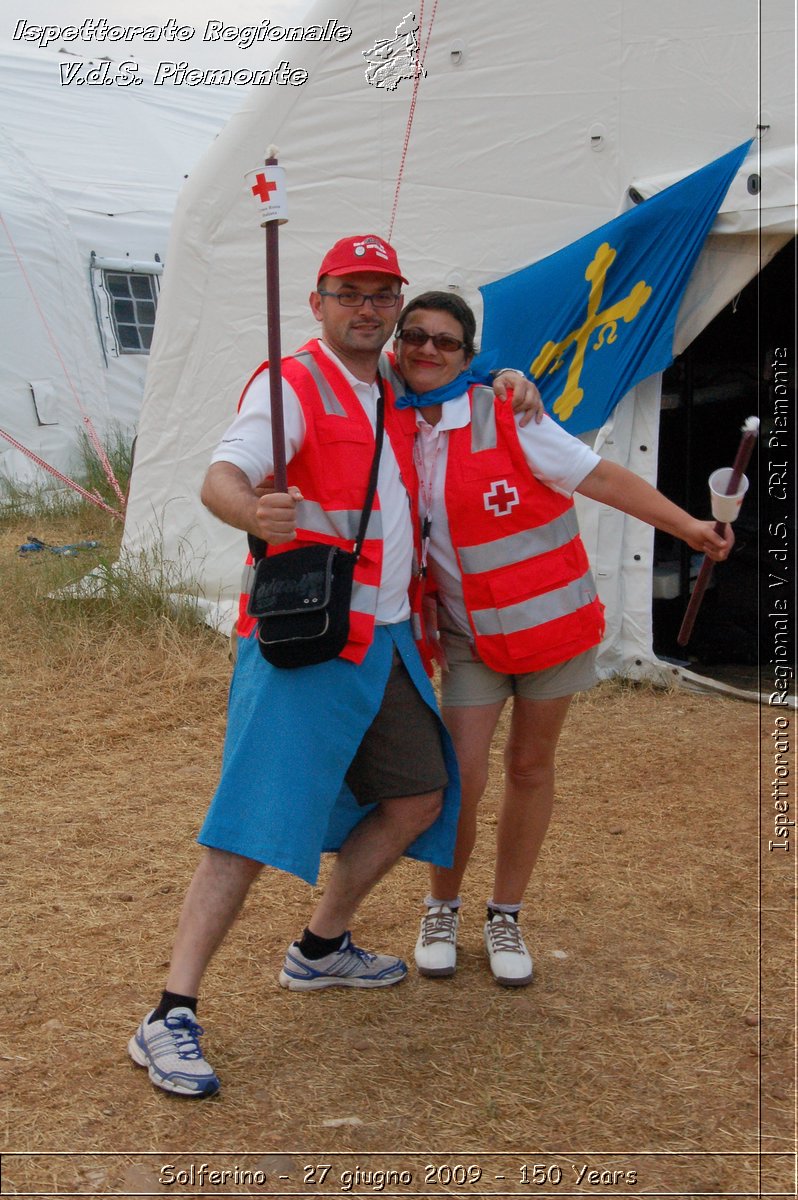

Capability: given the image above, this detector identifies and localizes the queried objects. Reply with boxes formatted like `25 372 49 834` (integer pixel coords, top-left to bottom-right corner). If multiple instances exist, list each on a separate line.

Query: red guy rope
0 426 123 519
0 212 127 507
387 0 439 243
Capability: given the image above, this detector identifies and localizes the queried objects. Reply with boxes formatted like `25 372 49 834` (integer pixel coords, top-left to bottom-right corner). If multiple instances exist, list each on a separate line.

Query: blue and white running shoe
127 1007 220 1097
278 932 407 991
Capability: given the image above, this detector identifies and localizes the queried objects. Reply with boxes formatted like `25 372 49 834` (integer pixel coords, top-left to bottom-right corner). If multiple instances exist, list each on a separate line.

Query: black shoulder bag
246 386 385 668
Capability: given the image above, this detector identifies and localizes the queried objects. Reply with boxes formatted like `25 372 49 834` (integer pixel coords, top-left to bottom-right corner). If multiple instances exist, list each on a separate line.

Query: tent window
103 270 158 353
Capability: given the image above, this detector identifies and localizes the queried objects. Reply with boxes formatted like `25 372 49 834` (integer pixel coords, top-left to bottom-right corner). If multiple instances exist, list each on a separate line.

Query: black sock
298 927 346 960
487 907 518 923
149 990 198 1023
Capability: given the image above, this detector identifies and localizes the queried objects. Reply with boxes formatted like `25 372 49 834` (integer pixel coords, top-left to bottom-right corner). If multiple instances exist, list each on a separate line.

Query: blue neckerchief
394 369 486 410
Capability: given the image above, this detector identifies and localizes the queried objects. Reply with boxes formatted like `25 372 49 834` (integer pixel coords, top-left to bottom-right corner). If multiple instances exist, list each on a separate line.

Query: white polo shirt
211 342 414 625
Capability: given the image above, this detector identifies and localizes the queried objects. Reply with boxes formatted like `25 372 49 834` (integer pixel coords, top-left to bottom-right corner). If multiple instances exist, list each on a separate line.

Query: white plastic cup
709 468 749 523
244 165 288 225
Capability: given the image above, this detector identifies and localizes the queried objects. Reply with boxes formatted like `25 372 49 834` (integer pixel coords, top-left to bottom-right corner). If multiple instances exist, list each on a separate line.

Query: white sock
424 894 461 911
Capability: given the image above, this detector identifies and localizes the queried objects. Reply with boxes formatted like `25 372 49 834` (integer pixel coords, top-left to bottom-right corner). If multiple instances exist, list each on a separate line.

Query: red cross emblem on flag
251 173 278 203
484 479 520 517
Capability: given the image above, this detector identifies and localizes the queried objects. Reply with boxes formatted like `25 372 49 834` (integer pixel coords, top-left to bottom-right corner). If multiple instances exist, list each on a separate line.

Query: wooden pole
263 154 287 493
677 416 759 647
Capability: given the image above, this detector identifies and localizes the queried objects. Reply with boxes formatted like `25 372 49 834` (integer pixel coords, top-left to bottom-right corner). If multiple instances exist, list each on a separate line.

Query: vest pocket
486 554 577 607
315 416 371 444
456 448 513 481
310 419 372 501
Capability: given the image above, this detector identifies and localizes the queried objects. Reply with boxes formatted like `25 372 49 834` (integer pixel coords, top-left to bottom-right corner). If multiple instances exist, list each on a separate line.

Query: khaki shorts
345 650 449 806
439 623 599 707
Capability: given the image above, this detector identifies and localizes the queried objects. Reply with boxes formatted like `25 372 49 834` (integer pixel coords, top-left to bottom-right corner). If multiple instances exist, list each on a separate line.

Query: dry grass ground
0 511 793 1199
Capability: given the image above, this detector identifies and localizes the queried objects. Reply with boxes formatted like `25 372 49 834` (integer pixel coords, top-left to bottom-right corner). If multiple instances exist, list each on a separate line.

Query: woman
392 292 733 987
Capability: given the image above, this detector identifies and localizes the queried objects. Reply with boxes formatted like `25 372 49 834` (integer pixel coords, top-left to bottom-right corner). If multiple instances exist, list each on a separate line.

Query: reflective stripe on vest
291 350 347 416
470 385 499 451
470 569 598 636
458 508 580 574
295 499 384 543
351 578 380 618
379 353 405 401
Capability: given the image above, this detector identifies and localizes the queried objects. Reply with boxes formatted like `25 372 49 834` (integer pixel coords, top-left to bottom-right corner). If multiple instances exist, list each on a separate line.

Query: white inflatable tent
120 0 796 678
0 43 241 488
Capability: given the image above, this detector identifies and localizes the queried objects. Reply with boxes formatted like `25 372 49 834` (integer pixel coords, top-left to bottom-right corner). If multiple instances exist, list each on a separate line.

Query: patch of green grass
0 474 88 522
75 423 134 510
56 538 209 635
2 513 211 657
0 425 194 641
0 423 133 523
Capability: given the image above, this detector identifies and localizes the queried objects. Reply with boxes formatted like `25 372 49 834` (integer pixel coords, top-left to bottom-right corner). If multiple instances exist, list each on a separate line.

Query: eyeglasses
395 327 466 353
317 288 402 309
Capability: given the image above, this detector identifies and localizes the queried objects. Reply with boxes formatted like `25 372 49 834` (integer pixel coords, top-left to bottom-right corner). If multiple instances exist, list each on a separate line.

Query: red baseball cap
317 235 408 285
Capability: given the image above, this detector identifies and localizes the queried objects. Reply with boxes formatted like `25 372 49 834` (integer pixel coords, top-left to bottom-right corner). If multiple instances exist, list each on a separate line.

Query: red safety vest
444 387 605 674
236 341 429 665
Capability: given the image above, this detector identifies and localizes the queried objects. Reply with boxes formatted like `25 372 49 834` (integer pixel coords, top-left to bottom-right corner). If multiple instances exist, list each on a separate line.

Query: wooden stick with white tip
677 415 759 647
263 145 286 492
244 146 288 490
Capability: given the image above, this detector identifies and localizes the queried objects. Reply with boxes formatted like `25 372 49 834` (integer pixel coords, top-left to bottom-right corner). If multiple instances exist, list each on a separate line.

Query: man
127 236 531 1098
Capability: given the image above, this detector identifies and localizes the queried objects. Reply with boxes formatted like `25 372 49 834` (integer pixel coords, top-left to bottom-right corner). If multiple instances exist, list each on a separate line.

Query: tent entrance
651 238 795 692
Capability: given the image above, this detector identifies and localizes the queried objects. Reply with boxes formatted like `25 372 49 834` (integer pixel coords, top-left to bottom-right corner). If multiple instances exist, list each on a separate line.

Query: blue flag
474 140 753 435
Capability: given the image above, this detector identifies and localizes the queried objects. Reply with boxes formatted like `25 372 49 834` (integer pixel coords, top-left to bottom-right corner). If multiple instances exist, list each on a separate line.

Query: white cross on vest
484 479 520 517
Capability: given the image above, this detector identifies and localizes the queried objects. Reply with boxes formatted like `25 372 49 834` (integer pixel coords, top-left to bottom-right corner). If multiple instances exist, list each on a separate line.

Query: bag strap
248 377 385 564
352 378 384 559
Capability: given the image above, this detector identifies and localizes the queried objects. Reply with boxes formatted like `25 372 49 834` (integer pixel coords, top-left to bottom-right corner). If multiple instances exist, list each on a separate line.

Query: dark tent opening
652 238 795 691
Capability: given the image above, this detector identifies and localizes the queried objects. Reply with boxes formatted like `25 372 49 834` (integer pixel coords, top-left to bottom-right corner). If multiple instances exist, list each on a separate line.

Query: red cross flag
244 164 288 225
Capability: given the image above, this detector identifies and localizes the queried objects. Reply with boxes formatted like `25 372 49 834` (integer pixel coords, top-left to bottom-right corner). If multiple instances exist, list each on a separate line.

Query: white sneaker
278 932 407 990
414 904 459 977
128 1008 220 1097
484 913 533 986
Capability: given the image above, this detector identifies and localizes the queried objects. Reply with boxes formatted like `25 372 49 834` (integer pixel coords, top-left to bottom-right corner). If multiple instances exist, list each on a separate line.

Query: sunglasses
396 327 466 353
